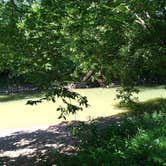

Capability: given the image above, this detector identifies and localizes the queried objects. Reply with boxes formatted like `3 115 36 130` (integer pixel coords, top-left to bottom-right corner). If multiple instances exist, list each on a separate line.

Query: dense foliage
41 98 166 166
0 0 165 105
0 1 166 164
71 99 166 166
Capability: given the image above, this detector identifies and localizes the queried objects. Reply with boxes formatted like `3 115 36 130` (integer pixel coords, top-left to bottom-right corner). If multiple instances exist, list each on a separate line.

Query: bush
62 98 166 166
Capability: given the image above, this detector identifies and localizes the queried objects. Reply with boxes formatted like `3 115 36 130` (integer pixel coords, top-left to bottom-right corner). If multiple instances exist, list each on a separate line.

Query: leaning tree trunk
82 70 93 82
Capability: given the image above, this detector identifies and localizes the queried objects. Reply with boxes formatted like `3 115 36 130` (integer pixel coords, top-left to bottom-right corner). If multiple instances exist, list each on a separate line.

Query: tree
0 0 89 118
0 0 165 109
114 0 166 103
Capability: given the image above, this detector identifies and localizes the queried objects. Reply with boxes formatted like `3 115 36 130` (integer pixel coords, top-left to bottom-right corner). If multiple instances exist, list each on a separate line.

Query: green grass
0 86 165 130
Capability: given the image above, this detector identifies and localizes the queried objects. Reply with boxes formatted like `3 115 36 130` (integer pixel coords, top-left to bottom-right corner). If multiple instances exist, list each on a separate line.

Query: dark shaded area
54 98 166 166
117 97 166 113
0 92 43 102
132 98 166 113
0 98 166 166
0 122 79 166
64 98 166 166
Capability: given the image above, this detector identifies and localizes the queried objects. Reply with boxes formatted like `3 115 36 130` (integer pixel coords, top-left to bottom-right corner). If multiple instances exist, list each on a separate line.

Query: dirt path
0 122 78 166
0 115 123 166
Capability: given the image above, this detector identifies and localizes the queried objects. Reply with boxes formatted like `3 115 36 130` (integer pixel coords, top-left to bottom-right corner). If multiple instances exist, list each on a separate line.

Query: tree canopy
0 0 165 110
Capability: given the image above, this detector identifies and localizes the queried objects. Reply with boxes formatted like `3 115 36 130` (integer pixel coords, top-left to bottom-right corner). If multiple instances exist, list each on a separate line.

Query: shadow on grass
0 98 166 166
115 98 166 114
133 98 166 113
0 92 43 102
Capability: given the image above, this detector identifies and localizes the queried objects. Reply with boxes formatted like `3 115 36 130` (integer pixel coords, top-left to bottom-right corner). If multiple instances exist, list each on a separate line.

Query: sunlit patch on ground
0 122 77 164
